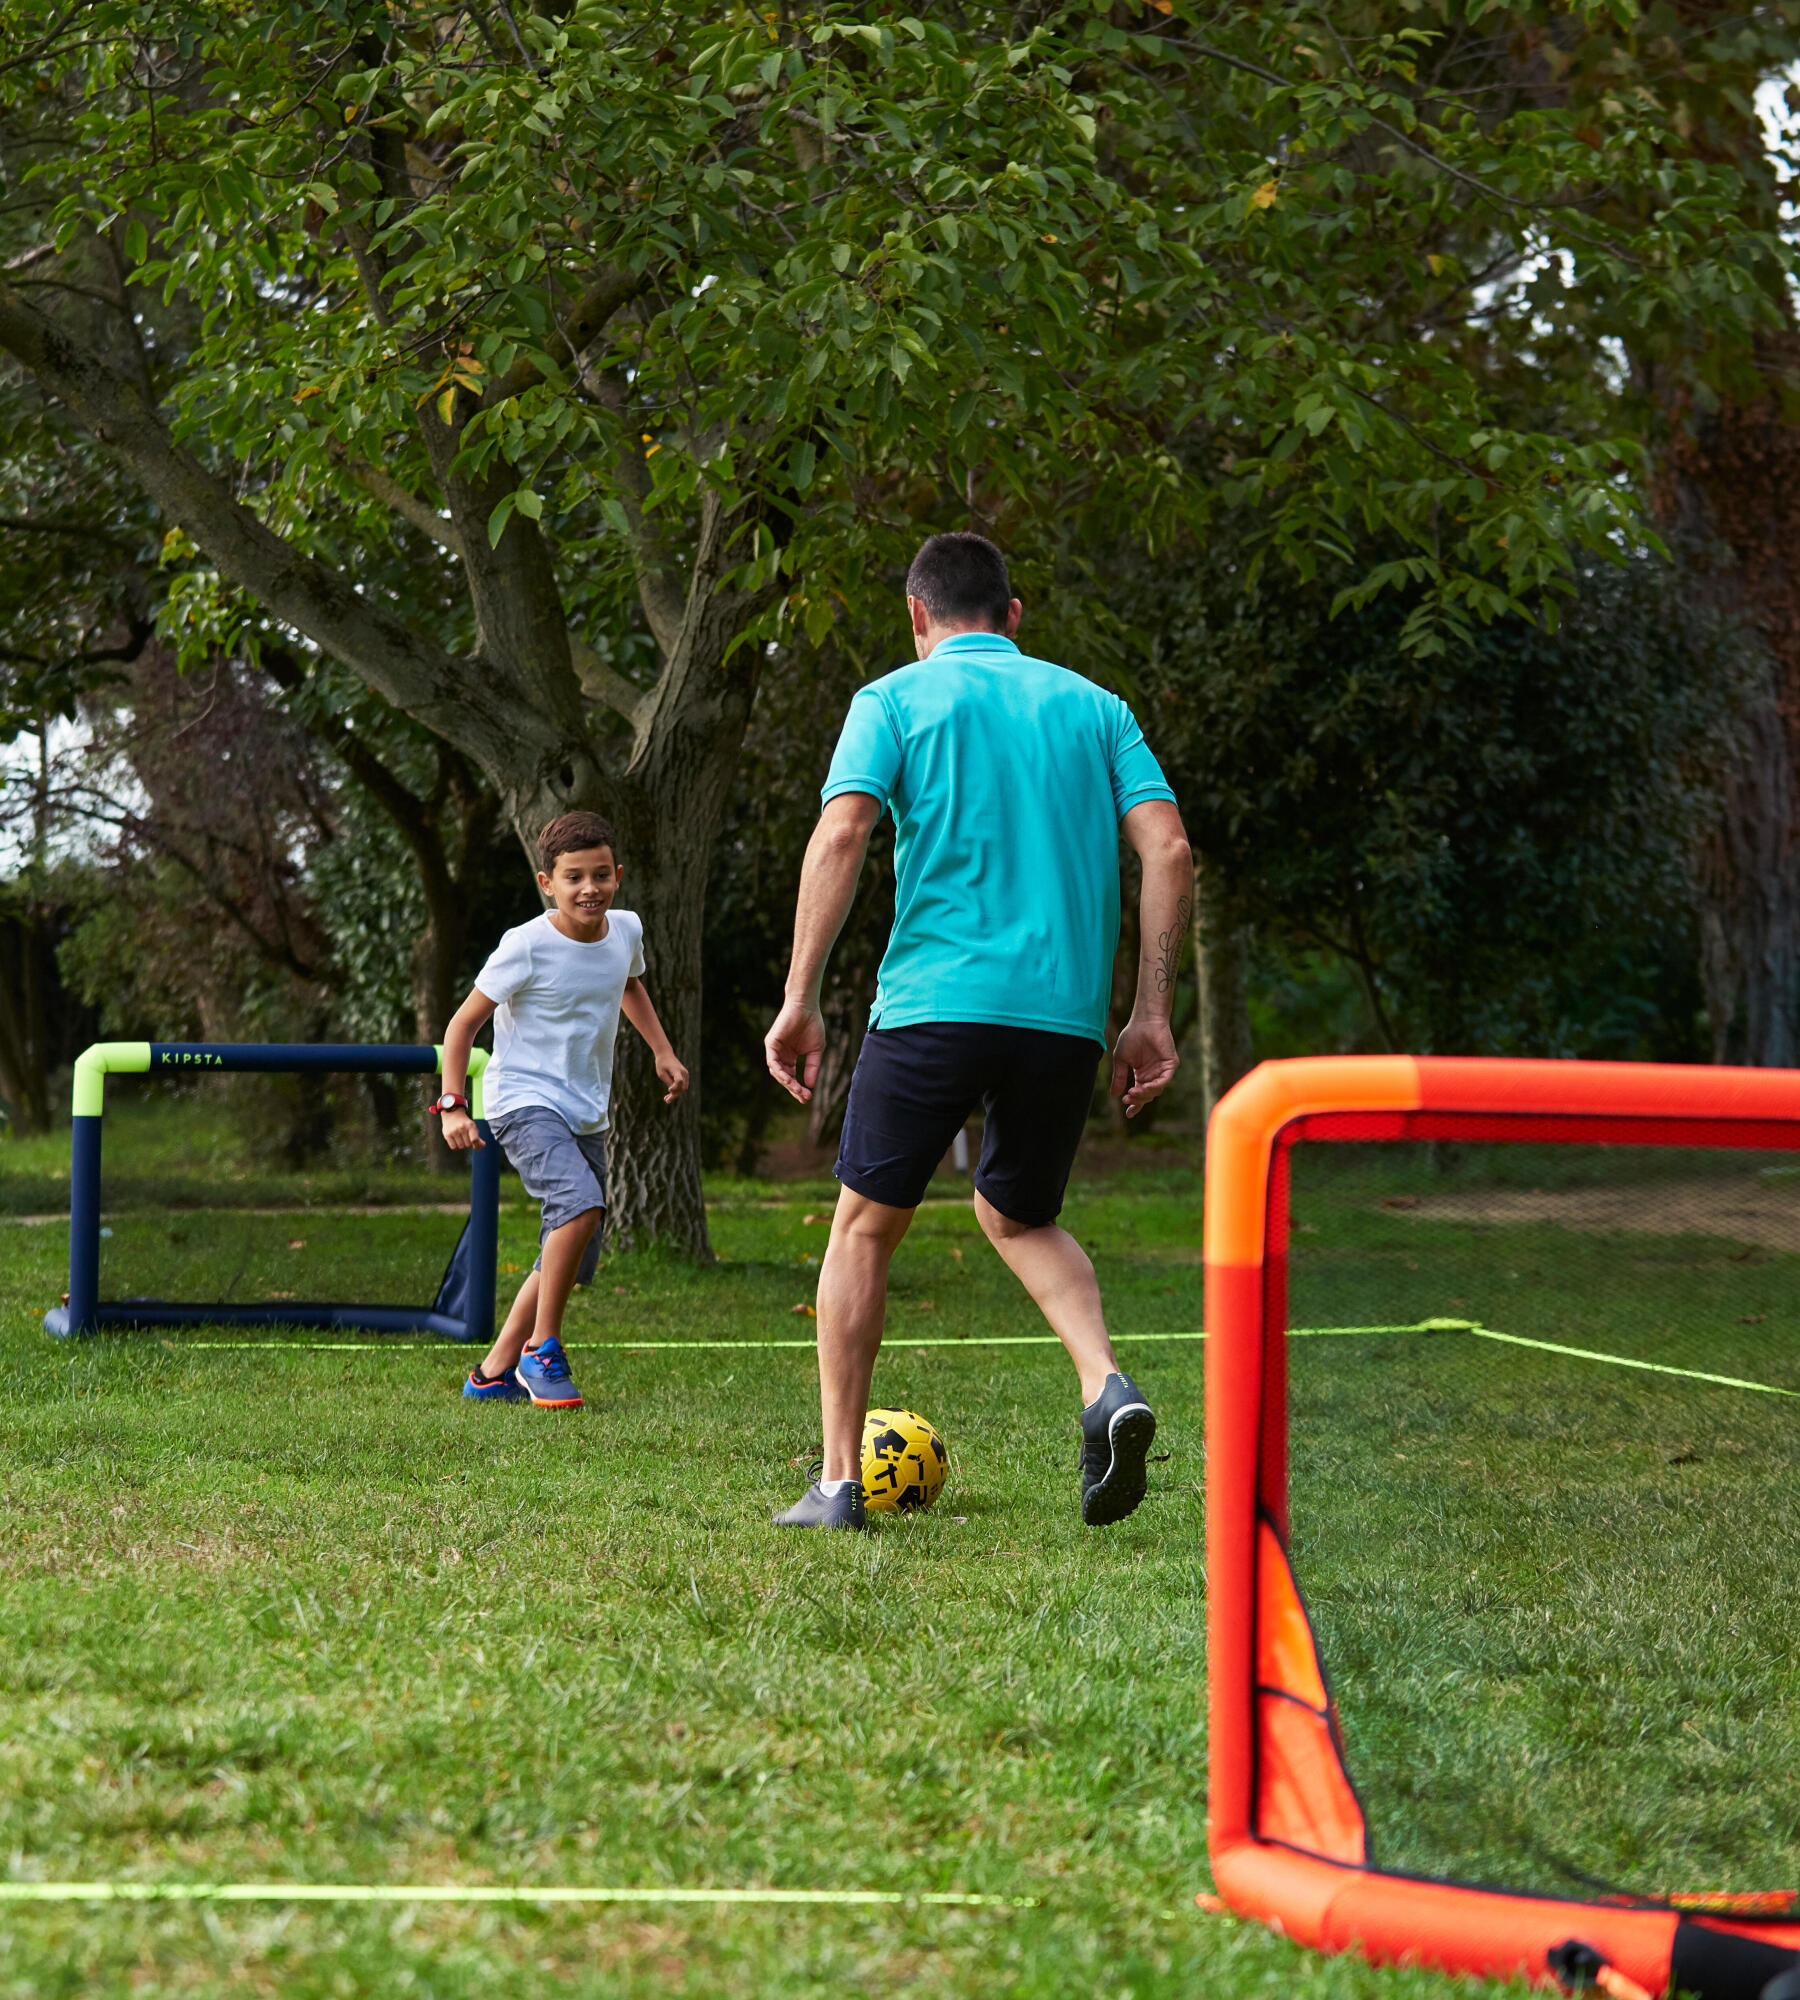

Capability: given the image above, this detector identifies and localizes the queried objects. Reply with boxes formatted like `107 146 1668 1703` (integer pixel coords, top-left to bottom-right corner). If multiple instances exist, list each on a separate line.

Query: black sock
471 1364 503 1384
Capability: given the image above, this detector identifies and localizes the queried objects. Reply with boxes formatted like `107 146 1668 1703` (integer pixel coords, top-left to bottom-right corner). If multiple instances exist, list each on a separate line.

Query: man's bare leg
818 1189 915 1481
973 1188 1120 1404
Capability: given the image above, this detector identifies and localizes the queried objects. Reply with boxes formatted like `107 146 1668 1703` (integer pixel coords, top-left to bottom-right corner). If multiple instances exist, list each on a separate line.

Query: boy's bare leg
479 1272 540 1379
476 1208 599 1377
531 1208 601 1348
818 1189 915 1481
974 1188 1120 1404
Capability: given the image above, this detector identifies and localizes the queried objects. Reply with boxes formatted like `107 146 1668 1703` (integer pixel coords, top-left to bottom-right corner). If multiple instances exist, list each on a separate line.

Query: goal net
43 1042 500 1343
1206 1057 1800 2000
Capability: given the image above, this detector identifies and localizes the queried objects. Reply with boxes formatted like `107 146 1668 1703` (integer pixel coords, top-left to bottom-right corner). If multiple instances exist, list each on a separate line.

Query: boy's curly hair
537 810 619 875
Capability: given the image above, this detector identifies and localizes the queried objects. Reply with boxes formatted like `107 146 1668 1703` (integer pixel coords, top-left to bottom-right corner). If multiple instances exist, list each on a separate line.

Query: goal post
1205 1055 1800 2000
43 1041 500 1344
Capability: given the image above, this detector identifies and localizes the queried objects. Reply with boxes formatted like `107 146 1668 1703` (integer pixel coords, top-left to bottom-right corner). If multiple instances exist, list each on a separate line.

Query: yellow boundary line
149 1332 1213 1353
1463 1325 1800 1398
0 1883 1035 1907
93 1318 1800 1397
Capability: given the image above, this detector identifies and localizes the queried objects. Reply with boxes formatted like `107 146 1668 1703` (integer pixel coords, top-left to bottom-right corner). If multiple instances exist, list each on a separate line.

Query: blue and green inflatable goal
43 1042 500 1343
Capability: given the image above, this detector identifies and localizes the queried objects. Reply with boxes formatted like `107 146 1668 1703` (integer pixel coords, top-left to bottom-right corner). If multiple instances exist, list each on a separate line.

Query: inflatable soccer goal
1205 1057 1800 2000
43 1042 500 1343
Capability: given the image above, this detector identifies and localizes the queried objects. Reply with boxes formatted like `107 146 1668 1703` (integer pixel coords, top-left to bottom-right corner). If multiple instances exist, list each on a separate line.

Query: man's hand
1110 1015 1179 1118
765 996 826 1104
442 1107 484 1151
656 1051 691 1104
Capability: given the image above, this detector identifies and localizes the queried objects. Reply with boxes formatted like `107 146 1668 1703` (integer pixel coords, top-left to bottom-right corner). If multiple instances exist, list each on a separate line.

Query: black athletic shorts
834 1021 1103 1225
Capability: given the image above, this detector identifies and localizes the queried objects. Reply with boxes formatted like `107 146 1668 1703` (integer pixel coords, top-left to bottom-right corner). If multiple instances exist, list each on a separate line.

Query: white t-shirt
474 911 646 1134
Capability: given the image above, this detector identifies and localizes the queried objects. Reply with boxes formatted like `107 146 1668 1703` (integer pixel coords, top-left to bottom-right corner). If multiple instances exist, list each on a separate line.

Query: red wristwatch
427 1092 470 1118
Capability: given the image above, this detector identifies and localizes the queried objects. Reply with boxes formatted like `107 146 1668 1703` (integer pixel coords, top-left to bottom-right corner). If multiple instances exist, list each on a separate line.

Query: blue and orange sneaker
463 1364 527 1403
516 1336 583 1409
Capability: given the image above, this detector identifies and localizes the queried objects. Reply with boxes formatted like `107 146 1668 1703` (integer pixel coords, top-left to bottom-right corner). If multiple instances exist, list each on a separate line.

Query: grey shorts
491 1106 606 1284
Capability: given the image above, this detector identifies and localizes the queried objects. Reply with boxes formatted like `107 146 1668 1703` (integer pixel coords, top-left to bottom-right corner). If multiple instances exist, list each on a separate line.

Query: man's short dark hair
537 810 618 874
905 532 1012 632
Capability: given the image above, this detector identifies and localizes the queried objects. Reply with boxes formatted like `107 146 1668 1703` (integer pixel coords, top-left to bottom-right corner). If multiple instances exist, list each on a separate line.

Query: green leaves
6 0 1792 672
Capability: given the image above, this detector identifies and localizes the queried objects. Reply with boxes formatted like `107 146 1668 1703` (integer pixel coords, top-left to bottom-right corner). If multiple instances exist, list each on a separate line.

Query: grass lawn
2 1114 1796 1996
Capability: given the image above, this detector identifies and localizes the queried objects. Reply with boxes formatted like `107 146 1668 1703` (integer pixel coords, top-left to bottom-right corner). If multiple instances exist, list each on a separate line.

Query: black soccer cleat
772 1481 867 1531
1079 1372 1156 1526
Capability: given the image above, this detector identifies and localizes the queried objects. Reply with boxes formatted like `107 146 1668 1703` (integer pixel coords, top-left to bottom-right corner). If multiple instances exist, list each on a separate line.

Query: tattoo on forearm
1153 893 1192 995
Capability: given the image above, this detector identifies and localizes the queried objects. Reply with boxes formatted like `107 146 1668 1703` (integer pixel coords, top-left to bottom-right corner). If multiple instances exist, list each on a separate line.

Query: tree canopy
1 0 1794 1240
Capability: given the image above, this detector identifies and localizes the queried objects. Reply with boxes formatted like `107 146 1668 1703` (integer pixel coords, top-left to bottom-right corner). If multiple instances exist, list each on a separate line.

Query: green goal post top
69 1043 490 1120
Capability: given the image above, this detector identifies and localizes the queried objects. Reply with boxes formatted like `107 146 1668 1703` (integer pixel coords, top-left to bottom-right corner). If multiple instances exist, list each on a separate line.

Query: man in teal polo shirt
764 531 1194 1531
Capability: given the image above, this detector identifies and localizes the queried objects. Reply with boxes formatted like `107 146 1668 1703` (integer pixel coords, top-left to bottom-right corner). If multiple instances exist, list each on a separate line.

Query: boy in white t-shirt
434 811 688 1408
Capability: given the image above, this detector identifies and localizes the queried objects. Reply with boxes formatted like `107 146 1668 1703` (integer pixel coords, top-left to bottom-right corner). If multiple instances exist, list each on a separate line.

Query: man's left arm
1114 798 1194 1116
765 791 882 1104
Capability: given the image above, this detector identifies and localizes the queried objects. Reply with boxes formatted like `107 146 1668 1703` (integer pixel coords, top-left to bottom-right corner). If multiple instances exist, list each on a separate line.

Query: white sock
818 1477 860 1496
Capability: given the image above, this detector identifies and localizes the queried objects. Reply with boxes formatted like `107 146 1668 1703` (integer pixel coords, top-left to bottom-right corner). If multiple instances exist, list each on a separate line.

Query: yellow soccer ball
861 1408 948 1513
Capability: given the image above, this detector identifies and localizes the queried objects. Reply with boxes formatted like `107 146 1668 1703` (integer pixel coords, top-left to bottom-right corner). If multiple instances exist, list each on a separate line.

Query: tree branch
348 462 462 556
487 268 647 406
579 362 689 659
0 279 558 779
568 638 651 735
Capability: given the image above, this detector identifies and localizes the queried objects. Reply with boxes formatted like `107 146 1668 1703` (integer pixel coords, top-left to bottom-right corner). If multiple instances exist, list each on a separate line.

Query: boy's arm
765 791 881 1103
439 986 498 1151
620 978 690 1105
1113 798 1193 1117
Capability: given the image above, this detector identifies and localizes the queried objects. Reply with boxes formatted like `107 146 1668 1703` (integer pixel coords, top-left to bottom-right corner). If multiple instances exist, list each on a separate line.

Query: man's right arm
765 792 882 1104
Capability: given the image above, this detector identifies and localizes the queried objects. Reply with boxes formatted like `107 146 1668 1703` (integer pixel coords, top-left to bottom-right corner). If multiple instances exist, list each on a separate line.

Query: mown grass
2 1114 1796 1995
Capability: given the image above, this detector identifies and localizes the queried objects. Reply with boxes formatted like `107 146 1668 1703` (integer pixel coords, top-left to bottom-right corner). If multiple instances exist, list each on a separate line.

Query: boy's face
538 845 620 926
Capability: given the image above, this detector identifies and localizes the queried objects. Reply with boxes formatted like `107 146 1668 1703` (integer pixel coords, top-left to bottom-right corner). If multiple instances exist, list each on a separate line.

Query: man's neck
918 623 1008 660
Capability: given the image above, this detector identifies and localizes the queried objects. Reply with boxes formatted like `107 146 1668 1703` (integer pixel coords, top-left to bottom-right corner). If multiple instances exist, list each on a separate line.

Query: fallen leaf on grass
1741 1313 1766 1324
802 1213 821 1225
287 1239 306 1250
791 1302 817 1317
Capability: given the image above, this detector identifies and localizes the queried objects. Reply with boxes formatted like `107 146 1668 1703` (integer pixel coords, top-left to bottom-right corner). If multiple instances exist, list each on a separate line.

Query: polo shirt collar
929 631 1019 659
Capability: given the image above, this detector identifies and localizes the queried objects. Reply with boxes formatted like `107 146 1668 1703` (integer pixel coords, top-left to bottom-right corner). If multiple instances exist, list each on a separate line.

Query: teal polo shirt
821 632 1177 1045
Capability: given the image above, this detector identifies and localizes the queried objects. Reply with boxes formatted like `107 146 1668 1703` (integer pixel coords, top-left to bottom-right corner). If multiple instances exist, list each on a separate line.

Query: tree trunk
1654 329 1800 1066
1697 683 1800 1064
1195 851 1254 1129
591 787 713 1258
0 896 55 1135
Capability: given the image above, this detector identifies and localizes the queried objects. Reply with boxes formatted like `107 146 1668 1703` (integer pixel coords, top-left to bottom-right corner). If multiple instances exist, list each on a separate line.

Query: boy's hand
765 998 824 1104
655 1051 690 1105
441 1107 484 1151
